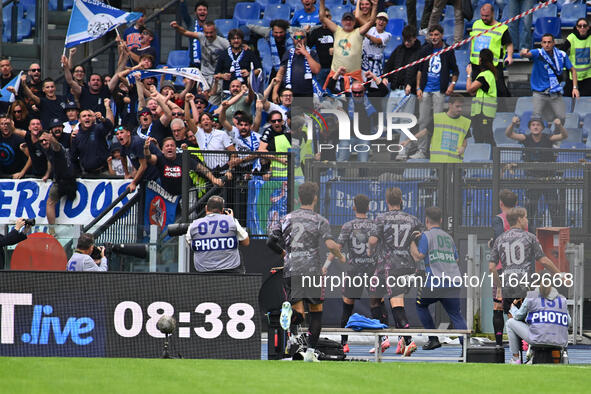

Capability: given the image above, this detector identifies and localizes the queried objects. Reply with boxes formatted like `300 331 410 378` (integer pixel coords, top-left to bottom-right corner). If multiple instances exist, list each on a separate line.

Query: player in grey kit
489 207 561 314
66 233 108 272
333 194 380 353
368 187 423 357
267 182 343 362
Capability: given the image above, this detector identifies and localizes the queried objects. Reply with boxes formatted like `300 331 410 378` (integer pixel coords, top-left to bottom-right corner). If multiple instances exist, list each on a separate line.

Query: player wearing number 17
267 182 344 362
186 196 250 273
489 207 562 316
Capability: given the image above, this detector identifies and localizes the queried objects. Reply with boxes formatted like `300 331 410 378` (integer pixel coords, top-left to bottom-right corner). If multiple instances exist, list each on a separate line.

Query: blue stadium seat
387 6 407 23
498 143 523 163
403 159 434 180
49 0 74 11
257 38 273 76
533 17 561 43
257 0 282 10
442 19 457 42
560 3 586 28
582 113 591 140
166 50 191 68
560 141 587 150
233 2 262 26
564 128 583 143
385 18 405 36
500 4 510 22
514 96 533 117
2 18 32 42
492 112 514 131
263 4 292 23
285 0 304 11
454 50 469 90
563 96 573 113
214 19 238 39
494 128 518 144
563 112 580 129
464 143 492 162
384 35 402 59
331 5 353 24
2 4 24 23
556 0 574 11
532 4 557 25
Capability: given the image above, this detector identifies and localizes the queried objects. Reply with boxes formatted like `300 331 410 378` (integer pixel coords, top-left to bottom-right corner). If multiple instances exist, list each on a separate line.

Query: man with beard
179 0 209 68
39 131 77 226
0 57 16 114
47 118 71 150
246 19 292 79
144 136 223 196
62 101 80 134
214 29 262 92
21 118 50 180
217 80 254 125
0 114 28 178
116 125 160 193
195 112 235 176
70 109 112 175
135 85 172 145
62 56 111 116
17 76 66 129
26 62 43 99
258 110 291 180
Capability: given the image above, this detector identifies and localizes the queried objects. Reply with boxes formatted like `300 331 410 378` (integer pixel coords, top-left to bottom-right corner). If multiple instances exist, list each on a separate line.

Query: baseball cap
137 107 152 117
377 12 389 20
65 101 79 110
342 12 355 20
48 118 63 129
194 94 208 104
160 80 175 91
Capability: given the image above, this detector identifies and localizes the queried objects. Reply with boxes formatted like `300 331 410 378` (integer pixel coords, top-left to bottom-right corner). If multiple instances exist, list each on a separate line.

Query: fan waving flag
65 0 142 48
0 71 23 103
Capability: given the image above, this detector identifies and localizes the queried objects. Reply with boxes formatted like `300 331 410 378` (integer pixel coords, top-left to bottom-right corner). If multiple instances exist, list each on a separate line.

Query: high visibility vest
470 69 497 117
430 113 471 163
186 147 208 197
271 133 291 178
470 20 507 66
567 33 591 80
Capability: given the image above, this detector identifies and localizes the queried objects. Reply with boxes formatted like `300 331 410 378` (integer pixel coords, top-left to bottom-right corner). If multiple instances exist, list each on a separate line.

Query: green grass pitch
1 358 590 393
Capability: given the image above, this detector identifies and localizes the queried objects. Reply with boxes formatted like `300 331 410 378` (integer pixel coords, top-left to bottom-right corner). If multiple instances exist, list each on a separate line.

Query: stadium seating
494 128 517 145
214 19 238 39
285 0 304 11
384 35 402 59
2 18 32 42
257 38 273 76
387 6 407 23
564 128 583 143
514 96 533 117
582 113 591 140
563 113 580 129
562 97 573 113
442 19 457 42
166 50 191 68
573 97 591 117
49 0 73 11
454 50 469 90
385 19 405 36
233 2 262 26
464 143 492 162
331 5 353 23
442 5 455 22
533 17 561 43
263 4 292 23
532 4 557 25
2 4 24 23
403 159 434 180
560 3 586 28
257 0 282 10
498 143 523 163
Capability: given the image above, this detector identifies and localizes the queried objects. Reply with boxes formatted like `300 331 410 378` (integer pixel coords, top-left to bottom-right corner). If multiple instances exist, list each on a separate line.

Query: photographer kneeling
0 218 33 269
505 283 570 364
66 233 108 272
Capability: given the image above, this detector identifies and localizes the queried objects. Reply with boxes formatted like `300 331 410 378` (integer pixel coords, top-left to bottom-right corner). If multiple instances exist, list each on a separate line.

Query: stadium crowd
1 0 590 212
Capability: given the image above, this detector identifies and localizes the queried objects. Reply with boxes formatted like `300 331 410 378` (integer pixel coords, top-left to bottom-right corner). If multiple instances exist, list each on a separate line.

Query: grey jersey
66 252 108 272
270 208 333 277
371 210 423 273
490 228 545 297
338 217 376 267
187 213 241 272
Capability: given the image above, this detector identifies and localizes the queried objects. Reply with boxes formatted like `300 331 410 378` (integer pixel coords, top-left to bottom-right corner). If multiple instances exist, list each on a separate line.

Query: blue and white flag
145 68 209 90
65 0 142 48
0 71 23 103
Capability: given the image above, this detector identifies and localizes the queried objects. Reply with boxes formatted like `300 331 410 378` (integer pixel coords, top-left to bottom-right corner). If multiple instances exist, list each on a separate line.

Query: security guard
469 3 513 98
467 48 497 146
405 94 471 163
258 110 291 179
505 285 570 364
185 196 249 273
564 17 591 96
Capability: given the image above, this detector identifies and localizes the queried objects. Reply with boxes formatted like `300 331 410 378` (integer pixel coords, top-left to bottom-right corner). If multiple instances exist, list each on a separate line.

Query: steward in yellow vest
564 18 591 96
467 48 498 146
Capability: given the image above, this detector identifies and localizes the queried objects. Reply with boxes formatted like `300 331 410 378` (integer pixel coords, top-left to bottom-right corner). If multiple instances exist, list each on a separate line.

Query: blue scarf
192 20 203 66
285 47 312 89
270 34 293 70
238 131 261 171
347 93 376 121
539 47 563 93
228 47 245 82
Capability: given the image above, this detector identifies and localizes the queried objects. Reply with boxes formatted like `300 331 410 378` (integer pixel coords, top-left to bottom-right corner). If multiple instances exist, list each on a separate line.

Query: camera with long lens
97 242 149 259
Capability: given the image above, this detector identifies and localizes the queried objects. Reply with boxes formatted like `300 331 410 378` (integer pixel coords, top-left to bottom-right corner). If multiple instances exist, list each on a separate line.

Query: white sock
307 348 315 353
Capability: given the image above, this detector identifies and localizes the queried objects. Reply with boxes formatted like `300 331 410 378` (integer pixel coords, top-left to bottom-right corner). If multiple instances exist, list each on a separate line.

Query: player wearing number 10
489 207 561 315
186 196 249 273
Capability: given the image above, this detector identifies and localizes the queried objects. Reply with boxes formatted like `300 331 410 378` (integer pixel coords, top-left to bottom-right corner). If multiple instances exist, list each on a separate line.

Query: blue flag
65 0 142 48
0 71 22 103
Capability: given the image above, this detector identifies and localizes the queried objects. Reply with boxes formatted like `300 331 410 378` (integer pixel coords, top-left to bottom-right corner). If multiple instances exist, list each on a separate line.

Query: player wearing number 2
368 187 423 357
489 207 561 317
267 182 344 362
186 195 250 273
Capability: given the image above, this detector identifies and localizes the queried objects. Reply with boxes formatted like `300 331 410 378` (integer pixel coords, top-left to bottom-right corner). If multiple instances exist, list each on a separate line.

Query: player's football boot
280 301 292 331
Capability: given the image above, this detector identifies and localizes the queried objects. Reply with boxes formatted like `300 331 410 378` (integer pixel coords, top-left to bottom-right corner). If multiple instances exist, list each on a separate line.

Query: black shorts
48 180 77 202
342 265 376 300
372 265 414 298
284 275 324 305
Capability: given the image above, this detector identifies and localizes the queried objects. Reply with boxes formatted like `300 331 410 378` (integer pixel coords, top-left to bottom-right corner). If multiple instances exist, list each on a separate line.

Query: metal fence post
492 146 500 218
149 224 157 272
287 151 294 213
181 148 189 224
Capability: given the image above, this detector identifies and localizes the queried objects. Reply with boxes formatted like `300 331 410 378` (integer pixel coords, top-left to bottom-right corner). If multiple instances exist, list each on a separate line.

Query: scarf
285 47 312 89
192 20 203 66
228 47 245 82
347 94 376 121
539 47 563 93
270 34 293 70
239 131 261 171
137 122 153 139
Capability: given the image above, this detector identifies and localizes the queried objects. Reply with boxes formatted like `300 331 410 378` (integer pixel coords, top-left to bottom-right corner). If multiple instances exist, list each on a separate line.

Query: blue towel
345 313 388 331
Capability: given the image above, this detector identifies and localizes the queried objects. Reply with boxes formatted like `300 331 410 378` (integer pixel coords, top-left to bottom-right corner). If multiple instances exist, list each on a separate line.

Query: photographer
185 196 249 273
0 218 32 269
66 233 108 272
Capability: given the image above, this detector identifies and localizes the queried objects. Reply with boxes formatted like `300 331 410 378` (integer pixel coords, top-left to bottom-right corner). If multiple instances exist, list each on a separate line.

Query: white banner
145 67 210 90
0 179 135 225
